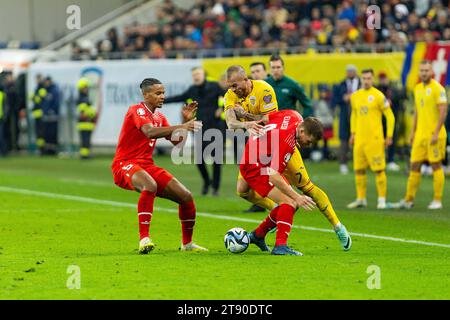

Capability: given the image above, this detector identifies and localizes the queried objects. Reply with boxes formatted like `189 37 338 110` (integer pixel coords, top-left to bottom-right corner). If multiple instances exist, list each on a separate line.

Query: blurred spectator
0 83 6 156
31 74 46 154
74 0 450 60
314 84 334 160
3 73 19 152
76 77 97 159
265 54 312 116
42 77 60 155
376 71 407 172
164 67 226 196
333 64 360 175
444 106 450 175
249 61 268 80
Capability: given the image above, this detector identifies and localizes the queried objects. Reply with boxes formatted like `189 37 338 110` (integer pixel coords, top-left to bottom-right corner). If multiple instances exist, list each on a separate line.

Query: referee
165 67 226 196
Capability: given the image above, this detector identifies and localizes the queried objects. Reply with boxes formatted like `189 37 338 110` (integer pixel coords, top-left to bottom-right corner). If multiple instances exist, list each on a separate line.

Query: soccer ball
224 227 250 254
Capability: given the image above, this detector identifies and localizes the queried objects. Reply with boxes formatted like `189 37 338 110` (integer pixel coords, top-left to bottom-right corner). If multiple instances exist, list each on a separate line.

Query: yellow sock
375 171 387 199
355 173 367 200
433 167 445 201
405 171 421 202
302 182 340 227
242 189 276 211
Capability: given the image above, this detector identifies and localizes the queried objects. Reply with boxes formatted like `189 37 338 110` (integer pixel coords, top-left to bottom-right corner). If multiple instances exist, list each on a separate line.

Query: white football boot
377 198 387 209
180 242 208 252
347 198 367 209
139 237 155 254
427 200 443 210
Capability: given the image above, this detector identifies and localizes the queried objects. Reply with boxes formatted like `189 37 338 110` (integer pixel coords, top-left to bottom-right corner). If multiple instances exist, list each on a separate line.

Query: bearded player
395 60 448 209
112 78 207 254
224 65 351 251
241 110 350 255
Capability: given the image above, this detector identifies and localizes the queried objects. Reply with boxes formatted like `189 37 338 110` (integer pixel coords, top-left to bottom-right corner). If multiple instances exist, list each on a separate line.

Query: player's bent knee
236 181 249 197
180 190 193 203
410 162 422 172
430 162 442 171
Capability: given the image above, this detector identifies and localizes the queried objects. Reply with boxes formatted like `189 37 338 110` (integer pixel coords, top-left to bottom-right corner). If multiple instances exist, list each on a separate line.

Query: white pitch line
1 185 449 249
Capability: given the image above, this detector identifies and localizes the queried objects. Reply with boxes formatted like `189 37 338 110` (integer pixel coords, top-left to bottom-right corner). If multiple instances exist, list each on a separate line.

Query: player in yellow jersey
396 60 448 210
224 65 351 251
347 69 395 210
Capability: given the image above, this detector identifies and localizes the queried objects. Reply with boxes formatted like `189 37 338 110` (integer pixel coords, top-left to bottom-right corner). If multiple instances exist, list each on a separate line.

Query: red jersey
112 102 170 164
240 110 303 174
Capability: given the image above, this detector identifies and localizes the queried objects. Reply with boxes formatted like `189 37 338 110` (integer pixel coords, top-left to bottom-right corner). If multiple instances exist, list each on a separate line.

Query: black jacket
164 81 225 130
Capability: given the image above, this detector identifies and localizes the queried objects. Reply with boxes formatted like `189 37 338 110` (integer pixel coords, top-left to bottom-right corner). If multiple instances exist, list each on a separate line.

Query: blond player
224 65 351 251
347 69 395 209
396 60 448 210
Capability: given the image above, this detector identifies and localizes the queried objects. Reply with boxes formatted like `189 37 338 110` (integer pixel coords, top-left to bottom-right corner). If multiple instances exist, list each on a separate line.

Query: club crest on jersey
249 96 256 106
137 108 146 116
368 95 374 102
426 88 431 96
263 95 272 103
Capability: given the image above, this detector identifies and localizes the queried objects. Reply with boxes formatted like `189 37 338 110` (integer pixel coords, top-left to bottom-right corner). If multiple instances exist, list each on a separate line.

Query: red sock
179 200 196 245
275 204 296 246
255 206 280 238
137 190 156 240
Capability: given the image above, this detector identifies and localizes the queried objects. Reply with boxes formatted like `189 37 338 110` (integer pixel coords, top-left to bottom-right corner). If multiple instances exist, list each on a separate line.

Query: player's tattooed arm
233 105 263 121
225 107 264 136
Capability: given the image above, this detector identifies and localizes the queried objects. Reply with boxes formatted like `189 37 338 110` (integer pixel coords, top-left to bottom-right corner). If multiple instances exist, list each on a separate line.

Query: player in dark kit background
111 78 207 254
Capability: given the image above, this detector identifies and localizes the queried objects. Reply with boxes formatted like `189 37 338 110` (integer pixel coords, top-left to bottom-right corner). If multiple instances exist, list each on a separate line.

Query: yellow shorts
283 147 311 189
353 141 386 171
410 137 446 163
237 147 311 190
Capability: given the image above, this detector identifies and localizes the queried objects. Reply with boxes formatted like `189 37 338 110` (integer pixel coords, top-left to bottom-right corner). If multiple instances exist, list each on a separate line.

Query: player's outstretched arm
141 120 202 140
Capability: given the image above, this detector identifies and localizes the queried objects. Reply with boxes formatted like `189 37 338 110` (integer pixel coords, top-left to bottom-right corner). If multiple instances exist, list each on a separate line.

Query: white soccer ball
224 227 250 254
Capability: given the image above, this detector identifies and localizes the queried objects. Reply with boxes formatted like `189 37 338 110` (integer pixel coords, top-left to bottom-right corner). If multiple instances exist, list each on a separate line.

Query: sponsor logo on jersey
137 108 146 116
282 88 290 94
368 95 374 102
249 96 256 106
426 88 431 96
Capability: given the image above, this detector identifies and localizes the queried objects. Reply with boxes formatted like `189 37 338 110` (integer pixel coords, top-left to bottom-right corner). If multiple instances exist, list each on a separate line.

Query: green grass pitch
0 155 449 299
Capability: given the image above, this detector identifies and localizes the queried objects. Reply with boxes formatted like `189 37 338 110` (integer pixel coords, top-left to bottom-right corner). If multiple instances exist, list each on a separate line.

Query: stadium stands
71 0 450 60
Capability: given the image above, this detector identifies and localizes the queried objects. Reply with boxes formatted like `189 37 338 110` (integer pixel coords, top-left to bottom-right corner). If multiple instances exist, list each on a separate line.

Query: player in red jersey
112 78 207 254
240 109 325 255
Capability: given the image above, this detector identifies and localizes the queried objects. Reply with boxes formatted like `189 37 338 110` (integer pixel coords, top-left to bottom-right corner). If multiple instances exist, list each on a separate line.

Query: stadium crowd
72 0 450 60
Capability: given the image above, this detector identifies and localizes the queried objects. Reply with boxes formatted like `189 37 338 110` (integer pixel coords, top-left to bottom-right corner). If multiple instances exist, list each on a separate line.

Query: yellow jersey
350 86 392 143
224 80 278 116
414 79 447 139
